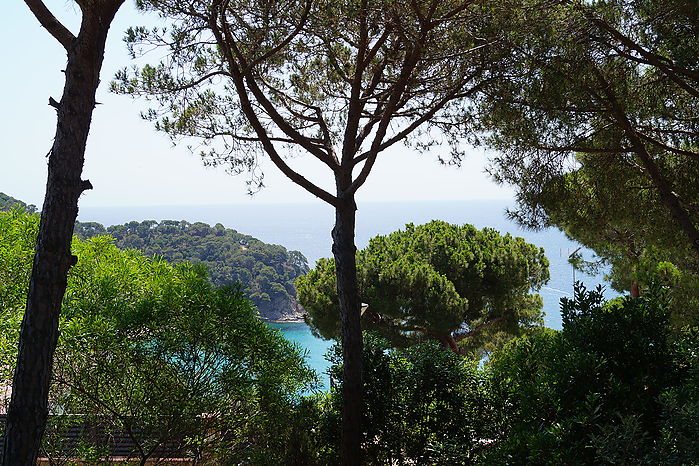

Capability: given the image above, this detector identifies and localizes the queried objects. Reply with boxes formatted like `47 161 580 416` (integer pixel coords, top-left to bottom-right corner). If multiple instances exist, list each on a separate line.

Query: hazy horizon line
78 198 516 209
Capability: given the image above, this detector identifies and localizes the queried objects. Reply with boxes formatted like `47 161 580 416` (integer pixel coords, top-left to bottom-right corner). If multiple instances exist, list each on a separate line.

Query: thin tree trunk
631 281 640 298
332 196 363 466
4 5 119 463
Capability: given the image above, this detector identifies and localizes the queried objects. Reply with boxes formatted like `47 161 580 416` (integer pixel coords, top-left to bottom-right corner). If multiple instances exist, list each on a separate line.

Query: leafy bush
485 284 694 464
653 328 699 465
321 334 495 465
0 210 316 463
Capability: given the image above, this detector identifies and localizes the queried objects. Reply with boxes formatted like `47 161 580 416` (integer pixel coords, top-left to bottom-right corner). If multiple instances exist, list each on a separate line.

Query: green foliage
474 0 699 327
485 284 693 464
323 334 495 465
479 0 698 198
654 328 699 464
523 155 699 328
298 221 549 356
0 210 316 463
74 219 309 320
0 208 38 382
277 393 338 466
293 285 699 465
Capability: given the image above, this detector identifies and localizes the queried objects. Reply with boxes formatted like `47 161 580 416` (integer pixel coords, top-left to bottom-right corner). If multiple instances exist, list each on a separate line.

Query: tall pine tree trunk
332 195 363 466
4 3 121 462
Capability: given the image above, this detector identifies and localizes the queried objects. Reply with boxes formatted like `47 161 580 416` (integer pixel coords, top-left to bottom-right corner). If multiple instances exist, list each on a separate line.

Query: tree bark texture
4 4 121 463
332 196 363 466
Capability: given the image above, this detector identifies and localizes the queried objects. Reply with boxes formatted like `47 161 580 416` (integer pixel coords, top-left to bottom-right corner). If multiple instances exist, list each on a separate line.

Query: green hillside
74 219 309 320
0 192 308 320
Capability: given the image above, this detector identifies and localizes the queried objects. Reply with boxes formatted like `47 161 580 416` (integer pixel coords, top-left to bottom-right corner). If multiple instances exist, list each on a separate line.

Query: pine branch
24 0 76 51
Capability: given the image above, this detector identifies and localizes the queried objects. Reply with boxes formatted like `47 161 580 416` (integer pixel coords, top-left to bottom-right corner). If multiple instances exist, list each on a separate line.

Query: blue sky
1 1 514 207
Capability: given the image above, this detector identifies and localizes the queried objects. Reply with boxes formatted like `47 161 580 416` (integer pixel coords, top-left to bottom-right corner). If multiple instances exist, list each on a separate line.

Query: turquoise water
80 200 616 390
267 321 334 390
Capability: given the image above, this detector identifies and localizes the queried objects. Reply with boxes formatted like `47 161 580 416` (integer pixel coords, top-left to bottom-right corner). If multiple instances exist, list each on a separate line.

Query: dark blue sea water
79 200 615 388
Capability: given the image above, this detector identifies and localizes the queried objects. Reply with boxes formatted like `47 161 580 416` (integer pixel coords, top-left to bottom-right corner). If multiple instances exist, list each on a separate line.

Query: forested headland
2 193 309 321
74 220 309 321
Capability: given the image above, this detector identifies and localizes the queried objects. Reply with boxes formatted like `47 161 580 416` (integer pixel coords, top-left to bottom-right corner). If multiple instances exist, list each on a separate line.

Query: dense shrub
320 335 495 465
0 209 316 463
485 284 696 464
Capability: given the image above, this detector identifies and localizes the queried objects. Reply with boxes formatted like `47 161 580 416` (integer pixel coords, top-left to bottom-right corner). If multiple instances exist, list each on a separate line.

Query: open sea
79 200 615 389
